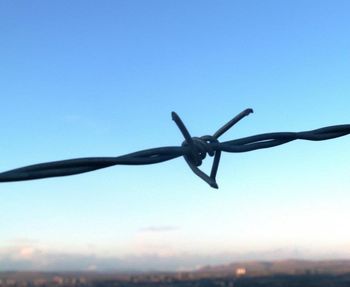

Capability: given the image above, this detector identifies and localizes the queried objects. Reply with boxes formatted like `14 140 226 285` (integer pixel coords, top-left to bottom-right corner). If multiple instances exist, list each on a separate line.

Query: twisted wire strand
1 109 349 188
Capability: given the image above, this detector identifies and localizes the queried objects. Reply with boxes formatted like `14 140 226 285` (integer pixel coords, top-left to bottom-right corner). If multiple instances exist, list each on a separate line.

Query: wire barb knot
182 136 218 167
172 109 253 188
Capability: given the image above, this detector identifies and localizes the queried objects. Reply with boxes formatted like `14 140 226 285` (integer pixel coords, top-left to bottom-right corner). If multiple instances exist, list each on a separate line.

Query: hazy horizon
2 244 350 272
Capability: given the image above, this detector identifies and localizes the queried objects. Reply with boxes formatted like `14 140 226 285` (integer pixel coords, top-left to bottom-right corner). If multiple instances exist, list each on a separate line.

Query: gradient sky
1 0 350 271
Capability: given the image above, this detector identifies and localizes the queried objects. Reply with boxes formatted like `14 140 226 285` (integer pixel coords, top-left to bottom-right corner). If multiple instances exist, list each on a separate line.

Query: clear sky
1 0 350 271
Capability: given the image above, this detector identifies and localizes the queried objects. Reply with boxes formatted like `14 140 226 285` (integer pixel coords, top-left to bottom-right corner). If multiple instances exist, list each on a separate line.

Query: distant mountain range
196 259 350 277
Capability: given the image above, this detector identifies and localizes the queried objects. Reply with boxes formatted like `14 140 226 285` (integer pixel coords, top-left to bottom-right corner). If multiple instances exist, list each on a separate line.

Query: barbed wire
1 108 349 188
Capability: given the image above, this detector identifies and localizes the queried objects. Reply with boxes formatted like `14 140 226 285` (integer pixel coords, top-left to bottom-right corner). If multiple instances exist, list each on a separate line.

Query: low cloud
0 250 230 272
0 244 237 271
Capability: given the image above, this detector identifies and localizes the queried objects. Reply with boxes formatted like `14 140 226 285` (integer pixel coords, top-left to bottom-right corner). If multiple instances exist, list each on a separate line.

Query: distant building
52 276 64 285
33 278 47 286
236 267 247 276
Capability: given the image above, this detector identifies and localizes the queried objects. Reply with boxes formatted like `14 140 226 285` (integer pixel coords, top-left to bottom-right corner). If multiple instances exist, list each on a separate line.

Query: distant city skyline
1 0 350 271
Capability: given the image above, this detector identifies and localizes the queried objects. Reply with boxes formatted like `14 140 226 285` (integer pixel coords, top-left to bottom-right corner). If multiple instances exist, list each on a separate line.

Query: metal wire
1 108 349 188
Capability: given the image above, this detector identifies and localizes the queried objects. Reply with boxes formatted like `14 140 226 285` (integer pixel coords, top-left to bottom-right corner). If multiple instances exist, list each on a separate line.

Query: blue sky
1 0 350 271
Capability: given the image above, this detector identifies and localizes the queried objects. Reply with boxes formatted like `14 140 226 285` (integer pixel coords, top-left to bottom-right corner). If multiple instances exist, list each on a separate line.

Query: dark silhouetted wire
1 109 349 188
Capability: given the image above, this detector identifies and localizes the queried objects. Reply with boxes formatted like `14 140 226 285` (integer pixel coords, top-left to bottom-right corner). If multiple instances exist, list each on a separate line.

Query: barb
1 109 349 188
